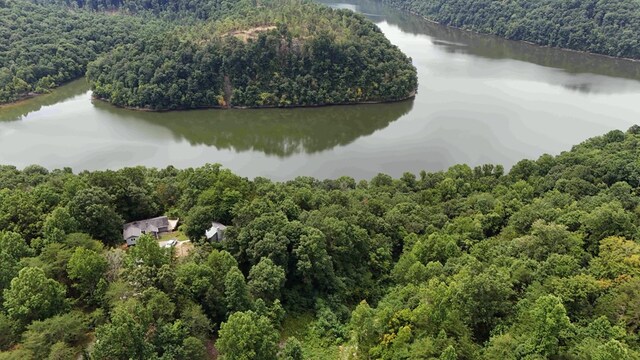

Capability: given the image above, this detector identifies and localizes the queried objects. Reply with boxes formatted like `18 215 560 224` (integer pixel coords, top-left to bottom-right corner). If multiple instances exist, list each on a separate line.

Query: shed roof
206 222 227 240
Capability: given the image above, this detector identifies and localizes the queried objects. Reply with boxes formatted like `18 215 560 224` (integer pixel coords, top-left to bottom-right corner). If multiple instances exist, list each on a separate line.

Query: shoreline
0 93 41 109
91 91 417 112
1 81 415 111
0 78 88 109
405 10 640 63
3 3 640 110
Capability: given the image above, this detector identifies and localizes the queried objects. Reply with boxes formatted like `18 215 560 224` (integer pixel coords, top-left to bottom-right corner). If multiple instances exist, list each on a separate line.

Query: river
1 0 640 180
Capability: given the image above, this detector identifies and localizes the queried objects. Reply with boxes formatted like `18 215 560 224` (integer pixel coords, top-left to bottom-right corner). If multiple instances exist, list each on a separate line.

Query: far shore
4 9 640 111
0 78 88 109
414 13 640 63
0 81 415 111
0 92 40 109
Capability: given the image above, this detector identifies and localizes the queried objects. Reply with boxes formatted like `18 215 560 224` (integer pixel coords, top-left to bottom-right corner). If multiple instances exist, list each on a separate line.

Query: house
205 222 227 242
123 216 179 246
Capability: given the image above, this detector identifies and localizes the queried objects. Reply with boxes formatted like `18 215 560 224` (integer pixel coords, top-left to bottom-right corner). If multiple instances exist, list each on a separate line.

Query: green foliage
88 0 417 110
22 312 87 359
126 234 169 269
0 232 33 260
42 207 78 245
2 128 640 356
180 336 207 360
582 201 636 252
349 301 376 358
179 303 212 341
248 257 286 302
293 227 336 292
2 0 417 109
3 267 66 326
439 346 457 360
224 267 252 315
517 295 574 357
68 187 123 245
91 306 153 360
0 349 34 360
185 205 215 242
0 190 43 240
0 314 19 351
0 0 162 104
67 247 108 305
382 0 640 59
46 342 76 360
279 336 304 360
217 310 279 360
0 232 31 303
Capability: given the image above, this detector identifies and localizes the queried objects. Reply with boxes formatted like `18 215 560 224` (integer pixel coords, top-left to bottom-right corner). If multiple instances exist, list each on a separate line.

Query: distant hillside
1 0 417 109
0 0 164 104
87 0 418 110
380 0 640 59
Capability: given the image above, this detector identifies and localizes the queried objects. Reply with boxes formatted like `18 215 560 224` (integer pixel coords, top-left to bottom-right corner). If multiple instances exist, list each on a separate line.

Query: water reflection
322 0 640 93
0 0 638 179
91 99 413 157
423 23 640 88
0 79 90 122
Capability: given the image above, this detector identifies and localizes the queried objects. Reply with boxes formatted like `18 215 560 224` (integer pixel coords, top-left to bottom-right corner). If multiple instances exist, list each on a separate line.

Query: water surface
1 0 640 180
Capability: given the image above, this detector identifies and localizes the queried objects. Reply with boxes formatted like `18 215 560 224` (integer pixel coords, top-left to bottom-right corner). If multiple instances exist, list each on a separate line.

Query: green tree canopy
217 310 278 360
3 267 66 326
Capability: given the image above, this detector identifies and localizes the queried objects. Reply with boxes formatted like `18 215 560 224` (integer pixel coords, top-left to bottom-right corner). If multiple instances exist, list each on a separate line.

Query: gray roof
123 216 170 240
123 226 141 240
206 222 227 239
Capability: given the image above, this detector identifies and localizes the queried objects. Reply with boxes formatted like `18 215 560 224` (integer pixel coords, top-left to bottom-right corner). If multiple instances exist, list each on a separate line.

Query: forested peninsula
0 0 417 109
381 0 640 59
1 128 640 359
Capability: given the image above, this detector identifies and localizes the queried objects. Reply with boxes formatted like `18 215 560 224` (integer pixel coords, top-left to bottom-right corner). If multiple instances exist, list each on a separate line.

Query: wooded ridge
0 0 418 109
381 0 640 59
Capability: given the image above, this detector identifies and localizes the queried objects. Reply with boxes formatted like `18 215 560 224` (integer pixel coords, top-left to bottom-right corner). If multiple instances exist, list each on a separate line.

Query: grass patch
158 231 189 242
280 313 341 360
280 312 314 340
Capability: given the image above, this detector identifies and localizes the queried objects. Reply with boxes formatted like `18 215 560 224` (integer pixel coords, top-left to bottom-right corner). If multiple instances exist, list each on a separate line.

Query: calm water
2 0 640 180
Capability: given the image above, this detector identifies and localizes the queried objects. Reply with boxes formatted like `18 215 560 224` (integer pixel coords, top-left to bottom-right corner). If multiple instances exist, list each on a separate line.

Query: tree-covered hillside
381 0 640 59
2 127 640 358
0 0 417 109
37 0 248 20
87 0 417 110
0 1 166 103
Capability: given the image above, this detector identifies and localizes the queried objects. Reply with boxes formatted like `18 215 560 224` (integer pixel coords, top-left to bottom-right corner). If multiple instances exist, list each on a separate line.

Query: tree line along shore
1 128 640 358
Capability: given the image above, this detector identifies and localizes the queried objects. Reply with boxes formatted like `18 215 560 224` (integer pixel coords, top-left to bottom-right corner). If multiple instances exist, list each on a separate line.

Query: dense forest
88 3 418 110
0 0 165 103
381 0 640 59
0 0 417 109
1 127 640 358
